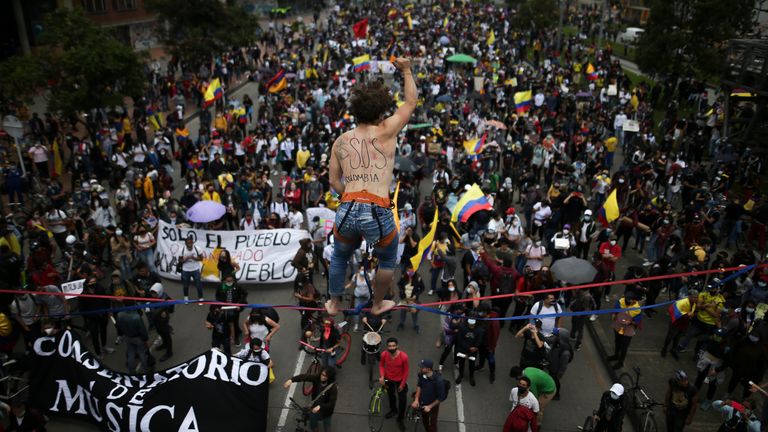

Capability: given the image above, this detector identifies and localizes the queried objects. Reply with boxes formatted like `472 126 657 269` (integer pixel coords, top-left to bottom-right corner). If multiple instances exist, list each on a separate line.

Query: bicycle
367 383 387 432
298 335 351 396
404 405 422 432
618 366 664 432
0 354 29 402
287 396 311 432
577 410 597 431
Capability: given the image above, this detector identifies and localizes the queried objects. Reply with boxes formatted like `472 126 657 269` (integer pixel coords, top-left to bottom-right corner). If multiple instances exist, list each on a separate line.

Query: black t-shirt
667 382 698 414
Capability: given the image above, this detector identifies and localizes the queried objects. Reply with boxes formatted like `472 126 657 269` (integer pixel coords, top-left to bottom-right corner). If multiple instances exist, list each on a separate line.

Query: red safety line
3 263 762 312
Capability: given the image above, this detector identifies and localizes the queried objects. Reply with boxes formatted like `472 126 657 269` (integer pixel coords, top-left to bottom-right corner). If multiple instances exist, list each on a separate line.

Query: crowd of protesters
0 0 765 431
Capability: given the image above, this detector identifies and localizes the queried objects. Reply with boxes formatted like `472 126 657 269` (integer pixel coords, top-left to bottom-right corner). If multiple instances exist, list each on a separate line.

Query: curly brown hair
349 80 393 124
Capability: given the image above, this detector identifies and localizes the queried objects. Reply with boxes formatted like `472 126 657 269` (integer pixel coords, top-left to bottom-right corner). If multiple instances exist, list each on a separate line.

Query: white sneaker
353 324 359 332
590 314 598 321
604 296 610 303
184 296 189 301
438 364 443 372
428 290 434 296
199 298 205 306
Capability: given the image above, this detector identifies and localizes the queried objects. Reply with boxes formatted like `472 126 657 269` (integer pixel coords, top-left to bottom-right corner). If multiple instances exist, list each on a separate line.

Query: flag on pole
597 189 620 227
462 133 487 159
393 181 401 232
203 78 223 107
352 18 368 39
451 184 493 223
352 54 371 72
487 29 495 46
586 63 598 81
266 69 287 93
410 208 439 271
514 90 533 115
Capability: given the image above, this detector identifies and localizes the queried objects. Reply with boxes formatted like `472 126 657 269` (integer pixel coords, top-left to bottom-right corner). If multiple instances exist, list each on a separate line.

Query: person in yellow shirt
604 136 618 168
214 112 228 133
0 228 22 256
296 145 310 170
202 183 221 203
673 284 724 356
143 174 155 204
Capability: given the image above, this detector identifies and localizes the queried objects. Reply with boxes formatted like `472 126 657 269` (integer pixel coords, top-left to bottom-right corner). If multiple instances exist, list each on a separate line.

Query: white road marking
453 367 467 432
276 349 307 431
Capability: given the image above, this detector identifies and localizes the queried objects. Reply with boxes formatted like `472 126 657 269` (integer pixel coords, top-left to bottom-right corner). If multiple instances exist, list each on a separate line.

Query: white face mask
44 328 55 335
610 240 617 246
422 374 428 380
448 286 456 292
610 392 620 400
563 229 570 235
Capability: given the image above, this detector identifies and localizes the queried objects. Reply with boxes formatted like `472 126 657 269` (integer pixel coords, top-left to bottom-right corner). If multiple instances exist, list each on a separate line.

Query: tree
635 0 755 79
0 8 146 116
146 0 260 64
513 0 558 31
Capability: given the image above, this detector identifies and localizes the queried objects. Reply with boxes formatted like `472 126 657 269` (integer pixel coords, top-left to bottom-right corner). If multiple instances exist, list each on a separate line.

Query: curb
586 320 644 432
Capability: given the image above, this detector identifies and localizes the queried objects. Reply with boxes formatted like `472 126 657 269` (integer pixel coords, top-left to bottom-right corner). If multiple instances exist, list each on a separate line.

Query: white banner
155 221 310 284
623 119 640 132
305 207 336 235
62 279 85 300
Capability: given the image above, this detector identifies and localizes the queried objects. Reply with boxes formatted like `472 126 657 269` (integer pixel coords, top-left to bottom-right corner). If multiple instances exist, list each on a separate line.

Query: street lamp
1 115 27 176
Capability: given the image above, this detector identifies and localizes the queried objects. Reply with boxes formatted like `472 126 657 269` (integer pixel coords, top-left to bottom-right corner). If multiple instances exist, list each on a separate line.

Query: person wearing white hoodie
149 282 174 362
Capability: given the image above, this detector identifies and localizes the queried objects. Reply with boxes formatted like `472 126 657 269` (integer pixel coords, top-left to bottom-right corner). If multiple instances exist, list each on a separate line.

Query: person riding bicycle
593 383 626 432
379 337 410 430
284 366 338 432
319 316 342 369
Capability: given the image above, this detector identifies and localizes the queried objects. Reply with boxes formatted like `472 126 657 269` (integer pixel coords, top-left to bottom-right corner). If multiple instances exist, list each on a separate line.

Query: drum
362 331 382 354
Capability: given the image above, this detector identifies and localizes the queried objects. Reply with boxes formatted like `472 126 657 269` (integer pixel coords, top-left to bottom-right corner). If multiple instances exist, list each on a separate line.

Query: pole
556 0 565 53
13 137 25 177
597 0 607 52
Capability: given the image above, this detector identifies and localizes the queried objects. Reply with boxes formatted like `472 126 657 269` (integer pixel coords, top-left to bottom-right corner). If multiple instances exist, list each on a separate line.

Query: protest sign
155 221 310 284
30 330 268 431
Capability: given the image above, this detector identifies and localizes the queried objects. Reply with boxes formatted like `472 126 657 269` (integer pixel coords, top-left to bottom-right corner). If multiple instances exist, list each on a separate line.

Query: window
113 0 137 11
81 0 107 12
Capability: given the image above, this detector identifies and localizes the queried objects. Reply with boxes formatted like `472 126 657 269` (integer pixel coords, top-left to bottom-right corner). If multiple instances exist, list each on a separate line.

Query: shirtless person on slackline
326 57 417 316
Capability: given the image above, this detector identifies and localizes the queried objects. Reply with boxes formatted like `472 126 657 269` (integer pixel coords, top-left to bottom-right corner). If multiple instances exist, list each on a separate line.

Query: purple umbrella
186 200 227 223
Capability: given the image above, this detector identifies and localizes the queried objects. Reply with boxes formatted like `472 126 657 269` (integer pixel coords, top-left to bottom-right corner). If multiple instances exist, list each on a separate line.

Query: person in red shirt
476 302 501 383
379 337 410 429
598 235 622 303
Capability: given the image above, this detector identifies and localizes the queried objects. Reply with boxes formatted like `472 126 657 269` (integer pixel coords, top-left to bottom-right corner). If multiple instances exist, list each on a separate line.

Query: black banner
30 331 268 431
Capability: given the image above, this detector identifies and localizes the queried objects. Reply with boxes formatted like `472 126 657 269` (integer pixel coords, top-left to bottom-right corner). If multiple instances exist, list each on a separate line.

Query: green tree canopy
635 0 756 79
512 0 558 31
0 8 146 116
147 0 260 64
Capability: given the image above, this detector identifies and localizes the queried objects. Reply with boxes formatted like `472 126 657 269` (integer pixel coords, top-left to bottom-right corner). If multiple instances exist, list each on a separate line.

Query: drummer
360 305 390 365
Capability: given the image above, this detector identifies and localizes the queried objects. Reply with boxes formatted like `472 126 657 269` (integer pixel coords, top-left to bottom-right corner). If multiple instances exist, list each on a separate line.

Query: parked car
617 27 645 44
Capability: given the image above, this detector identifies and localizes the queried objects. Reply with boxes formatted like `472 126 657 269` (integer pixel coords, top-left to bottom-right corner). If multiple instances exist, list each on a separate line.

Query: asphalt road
41 77 633 432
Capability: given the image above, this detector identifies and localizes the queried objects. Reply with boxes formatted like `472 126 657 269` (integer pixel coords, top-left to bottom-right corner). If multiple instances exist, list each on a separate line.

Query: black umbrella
394 156 417 173
551 257 598 284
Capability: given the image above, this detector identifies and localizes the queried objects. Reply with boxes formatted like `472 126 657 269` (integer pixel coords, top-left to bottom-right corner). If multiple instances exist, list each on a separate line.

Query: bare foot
370 299 397 316
325 298 340 316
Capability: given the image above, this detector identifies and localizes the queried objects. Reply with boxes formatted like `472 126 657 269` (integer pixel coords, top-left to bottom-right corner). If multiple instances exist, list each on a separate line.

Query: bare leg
370 268 396 315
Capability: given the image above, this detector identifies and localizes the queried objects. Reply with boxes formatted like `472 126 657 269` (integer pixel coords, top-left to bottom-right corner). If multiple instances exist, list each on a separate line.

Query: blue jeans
125 336 150 373
321 351 337 368
353 296 370 325
329 202 398 298
399 308 420 330
137 249 158 275
182 269 203 298
119 255 132 281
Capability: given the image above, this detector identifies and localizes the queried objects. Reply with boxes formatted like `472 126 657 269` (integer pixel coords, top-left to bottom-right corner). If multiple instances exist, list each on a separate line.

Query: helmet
65 235 77 245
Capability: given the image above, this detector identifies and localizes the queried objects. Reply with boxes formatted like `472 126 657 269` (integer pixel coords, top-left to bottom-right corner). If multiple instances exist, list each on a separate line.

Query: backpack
434 373 451 401
534 301 562 316
718 412 748 432
504 403 536 432
471 258 490 281
498 270 516 295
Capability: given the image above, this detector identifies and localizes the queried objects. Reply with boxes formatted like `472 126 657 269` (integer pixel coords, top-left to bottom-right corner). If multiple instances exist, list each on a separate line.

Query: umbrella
394 156 417 173
485 119 507 129
186 200 227 223
446 53 477 63
550 257 598 285
439 35 450 46
436 94 453 103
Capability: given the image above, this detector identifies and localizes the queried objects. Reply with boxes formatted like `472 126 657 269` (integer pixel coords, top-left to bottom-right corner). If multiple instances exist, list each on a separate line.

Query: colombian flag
586 63 598 81
487 30 495 46
352 54 371 72
514 90 532 115
443 16 449 28
410 208 439 271
669 298 695 323
203 78 223 108
146 106 165 131
451 183 492 223
597 189 620 227
267 69 287 93
462 133 486 159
